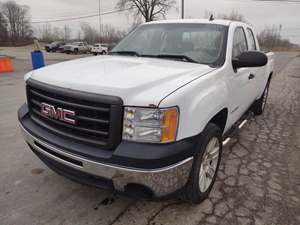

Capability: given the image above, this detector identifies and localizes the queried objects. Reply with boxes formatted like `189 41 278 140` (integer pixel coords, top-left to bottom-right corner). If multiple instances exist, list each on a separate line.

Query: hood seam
157 68 218 107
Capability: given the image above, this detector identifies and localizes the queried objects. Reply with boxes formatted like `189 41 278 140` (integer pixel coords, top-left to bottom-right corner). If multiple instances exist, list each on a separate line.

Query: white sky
12 0 300 44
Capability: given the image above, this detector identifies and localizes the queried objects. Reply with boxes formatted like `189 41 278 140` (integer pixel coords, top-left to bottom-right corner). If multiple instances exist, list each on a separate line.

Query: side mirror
232 51 268 70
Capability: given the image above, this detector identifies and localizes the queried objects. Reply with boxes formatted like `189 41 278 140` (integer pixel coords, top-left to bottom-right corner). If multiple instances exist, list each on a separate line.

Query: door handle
248 74 255 80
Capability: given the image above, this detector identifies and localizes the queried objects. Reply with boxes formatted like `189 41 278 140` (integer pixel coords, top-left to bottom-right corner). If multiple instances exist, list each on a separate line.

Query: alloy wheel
198 137 220 192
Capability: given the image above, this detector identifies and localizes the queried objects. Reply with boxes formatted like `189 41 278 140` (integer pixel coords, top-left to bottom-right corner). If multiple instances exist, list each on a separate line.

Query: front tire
251 81 270 116
183 123 222 204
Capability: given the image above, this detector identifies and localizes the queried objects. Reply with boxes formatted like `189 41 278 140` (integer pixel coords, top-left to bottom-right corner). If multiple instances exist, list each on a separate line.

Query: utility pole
181 0 184 19
64 25 67 41
98 0 102 42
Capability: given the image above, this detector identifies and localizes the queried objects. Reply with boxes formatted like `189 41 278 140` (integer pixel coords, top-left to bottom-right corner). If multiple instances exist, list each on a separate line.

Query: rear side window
232 27 248 58
247 28 257 50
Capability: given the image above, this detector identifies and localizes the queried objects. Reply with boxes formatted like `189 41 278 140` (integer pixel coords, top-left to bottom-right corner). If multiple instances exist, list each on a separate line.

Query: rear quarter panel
256 52 274 98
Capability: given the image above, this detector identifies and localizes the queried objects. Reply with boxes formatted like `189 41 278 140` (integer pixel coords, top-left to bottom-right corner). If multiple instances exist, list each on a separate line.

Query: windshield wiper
155 54 199 63
109 51 140 56
109 52 199 64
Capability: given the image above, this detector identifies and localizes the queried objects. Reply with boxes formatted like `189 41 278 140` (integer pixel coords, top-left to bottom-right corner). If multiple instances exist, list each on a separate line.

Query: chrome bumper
20 124 193 197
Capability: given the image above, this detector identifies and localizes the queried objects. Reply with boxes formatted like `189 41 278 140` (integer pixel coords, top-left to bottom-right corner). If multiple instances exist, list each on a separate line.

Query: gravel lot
0 51 299 225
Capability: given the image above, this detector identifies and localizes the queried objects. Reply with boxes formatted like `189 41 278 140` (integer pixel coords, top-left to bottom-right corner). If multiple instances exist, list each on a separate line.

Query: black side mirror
232 51 268 70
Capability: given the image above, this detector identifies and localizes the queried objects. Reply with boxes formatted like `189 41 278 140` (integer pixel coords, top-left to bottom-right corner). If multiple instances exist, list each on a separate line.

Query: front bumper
18 104 195 197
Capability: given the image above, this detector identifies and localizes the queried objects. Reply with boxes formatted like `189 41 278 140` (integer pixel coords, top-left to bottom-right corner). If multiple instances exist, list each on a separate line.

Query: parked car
63 42 90 54
57 44 67 53
45 41 65 52
18 19 274 204
91 43 109 55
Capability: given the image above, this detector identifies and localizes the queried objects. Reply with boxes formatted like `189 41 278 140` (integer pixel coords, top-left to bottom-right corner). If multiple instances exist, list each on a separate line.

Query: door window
247 28 257 50
232 27 248 58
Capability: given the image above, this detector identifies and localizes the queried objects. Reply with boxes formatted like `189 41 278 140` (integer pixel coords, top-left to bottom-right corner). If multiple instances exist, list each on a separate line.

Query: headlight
122 107 179 143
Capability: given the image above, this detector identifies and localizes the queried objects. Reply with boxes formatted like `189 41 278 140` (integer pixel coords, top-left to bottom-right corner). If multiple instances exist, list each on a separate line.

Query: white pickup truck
63 41 90 54
18 19 274 204
91 43 109 55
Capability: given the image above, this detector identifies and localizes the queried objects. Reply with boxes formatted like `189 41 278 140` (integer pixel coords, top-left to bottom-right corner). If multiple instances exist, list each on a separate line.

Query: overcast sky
13 0 300 44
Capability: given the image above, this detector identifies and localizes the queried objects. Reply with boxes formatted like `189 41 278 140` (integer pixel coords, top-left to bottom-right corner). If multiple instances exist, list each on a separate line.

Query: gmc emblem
40 102 76 125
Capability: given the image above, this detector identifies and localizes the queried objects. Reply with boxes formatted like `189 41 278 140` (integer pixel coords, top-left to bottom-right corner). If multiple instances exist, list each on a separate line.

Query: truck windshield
112 23 228 66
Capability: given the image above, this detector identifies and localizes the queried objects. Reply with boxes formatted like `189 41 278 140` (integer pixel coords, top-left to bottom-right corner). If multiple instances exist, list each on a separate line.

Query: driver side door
227 26 256 127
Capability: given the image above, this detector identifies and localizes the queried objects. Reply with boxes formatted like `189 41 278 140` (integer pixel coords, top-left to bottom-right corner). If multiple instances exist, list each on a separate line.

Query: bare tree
117 0 176 22
257 25 296 50
128 16 143 32
0 11 8 44
35 24 64 42
63 25 71 42
1 0 32 43
52 26 63 41
102 24 126 43
80 22 98 44
39 23 52 42
218 10 247 23
77 30 82 41
80 22 125 44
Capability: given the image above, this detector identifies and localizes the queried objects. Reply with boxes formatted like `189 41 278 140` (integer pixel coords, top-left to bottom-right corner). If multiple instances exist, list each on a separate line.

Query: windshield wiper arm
109 51 140 56
109 52 199 63
155 54 199 63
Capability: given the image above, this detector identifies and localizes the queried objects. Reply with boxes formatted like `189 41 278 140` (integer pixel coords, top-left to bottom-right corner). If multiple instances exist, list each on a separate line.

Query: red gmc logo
40 102 76 125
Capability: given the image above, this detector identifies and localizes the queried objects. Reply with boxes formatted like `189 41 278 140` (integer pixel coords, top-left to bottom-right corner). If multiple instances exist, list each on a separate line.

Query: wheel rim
262 86 269 110
198 137 220 193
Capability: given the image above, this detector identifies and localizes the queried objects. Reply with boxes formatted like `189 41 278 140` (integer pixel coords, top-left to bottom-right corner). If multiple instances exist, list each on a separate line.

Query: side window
247 28 257 50
232 27 248 58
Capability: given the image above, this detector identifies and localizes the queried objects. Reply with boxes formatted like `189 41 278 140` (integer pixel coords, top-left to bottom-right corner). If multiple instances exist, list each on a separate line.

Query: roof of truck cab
145 19 233 26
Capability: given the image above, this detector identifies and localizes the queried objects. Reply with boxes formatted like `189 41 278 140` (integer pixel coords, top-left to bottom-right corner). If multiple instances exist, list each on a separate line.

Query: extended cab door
227 26 257 125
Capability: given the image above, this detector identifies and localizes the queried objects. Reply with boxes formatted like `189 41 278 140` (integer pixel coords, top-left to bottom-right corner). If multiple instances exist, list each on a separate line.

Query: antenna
209 14 214 21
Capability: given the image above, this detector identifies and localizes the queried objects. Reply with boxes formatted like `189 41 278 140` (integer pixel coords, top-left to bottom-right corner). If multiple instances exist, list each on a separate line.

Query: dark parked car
45 41 66 52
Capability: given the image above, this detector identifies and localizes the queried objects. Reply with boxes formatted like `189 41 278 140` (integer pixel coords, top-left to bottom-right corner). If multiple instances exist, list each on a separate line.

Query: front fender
159 69 228 141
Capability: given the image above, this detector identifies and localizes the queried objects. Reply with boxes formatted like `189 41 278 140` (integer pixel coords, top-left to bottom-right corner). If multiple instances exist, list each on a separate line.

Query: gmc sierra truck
63 42 90 54
18 19 274 204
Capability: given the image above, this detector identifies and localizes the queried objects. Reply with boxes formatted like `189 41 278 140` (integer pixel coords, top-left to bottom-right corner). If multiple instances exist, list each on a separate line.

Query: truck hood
29 55 216 106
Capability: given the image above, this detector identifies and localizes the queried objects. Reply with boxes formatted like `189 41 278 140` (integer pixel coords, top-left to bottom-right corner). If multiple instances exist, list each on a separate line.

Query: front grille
26 79 123 149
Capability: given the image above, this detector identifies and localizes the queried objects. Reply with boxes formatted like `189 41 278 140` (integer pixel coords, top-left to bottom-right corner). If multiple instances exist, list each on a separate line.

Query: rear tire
74 49 79 54
183 123 222 204
251 81 270 116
